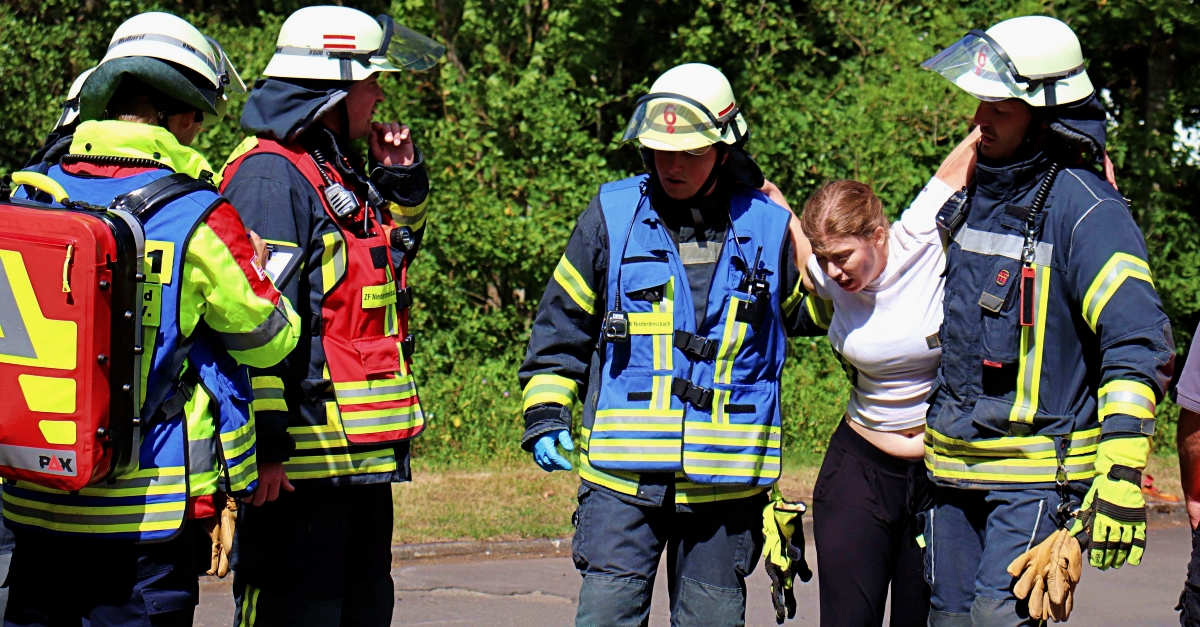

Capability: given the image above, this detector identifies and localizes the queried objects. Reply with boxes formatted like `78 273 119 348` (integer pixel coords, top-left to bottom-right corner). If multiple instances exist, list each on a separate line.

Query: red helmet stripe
717 102 736 117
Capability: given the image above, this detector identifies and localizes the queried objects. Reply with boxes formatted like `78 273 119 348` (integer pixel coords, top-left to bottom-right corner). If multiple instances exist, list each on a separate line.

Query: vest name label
362 283 398 309
628 312 674 335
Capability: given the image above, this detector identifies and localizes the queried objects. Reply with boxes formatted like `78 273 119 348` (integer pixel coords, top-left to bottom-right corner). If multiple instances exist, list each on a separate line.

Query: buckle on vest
396 286 414 311
673 331 716 361
401 335 416 360
671 377 712 411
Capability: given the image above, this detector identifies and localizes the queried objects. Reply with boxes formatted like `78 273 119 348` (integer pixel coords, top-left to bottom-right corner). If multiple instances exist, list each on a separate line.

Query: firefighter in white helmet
518 62 814 626
920 16 1172 625
3 11 300 626
218 6 442 625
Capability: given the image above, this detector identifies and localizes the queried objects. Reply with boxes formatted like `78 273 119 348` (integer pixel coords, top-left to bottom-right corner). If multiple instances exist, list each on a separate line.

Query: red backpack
0 172 143 491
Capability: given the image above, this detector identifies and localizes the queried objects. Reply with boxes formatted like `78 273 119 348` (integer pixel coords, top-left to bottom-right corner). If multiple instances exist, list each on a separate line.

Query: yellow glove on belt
761 489 812 625
201 492 237 578
1007 528 1083 623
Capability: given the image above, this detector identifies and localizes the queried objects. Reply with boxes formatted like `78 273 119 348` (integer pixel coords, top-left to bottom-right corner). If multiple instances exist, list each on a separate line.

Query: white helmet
80 12 245 123
922 15 1093 107
622 63 749 152
262 6 444 82
54 67 95 131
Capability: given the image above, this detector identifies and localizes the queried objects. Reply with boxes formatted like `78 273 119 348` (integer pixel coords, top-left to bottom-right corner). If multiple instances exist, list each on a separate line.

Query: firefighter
519 62 813 626
217 6 441 624
2 12 300 626
919 16 1173 625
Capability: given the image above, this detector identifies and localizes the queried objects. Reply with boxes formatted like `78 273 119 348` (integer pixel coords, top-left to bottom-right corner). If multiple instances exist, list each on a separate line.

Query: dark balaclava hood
1036 91 1108 163
240 77 350 142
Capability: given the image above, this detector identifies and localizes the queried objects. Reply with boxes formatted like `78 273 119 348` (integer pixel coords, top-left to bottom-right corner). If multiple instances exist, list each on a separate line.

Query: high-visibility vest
585 175 789 486
220 138 423 481
2 167 256 541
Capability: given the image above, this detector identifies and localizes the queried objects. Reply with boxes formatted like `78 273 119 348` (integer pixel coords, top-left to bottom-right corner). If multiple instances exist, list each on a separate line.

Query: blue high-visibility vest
584 175 789 486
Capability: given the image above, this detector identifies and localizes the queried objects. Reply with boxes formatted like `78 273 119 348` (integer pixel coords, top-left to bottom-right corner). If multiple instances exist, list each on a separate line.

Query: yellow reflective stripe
522 373 579 411
595 408 684 419
1082 253 1153 332
552 255 596 315
925 449 1097 482
2 491 186 534
804 295 833 330
591 422 679 432
224 451 258 493
1098 380 1157 421
782 279 805 318
384 199 428 230
651 279 675 371
648 375 672 412
578 447 641 496
1009 265 1050 425
251 376 287 412
283 449 398 480
926 427 1101 460
319 232 346 294
715 297 749 385
220 421 256 459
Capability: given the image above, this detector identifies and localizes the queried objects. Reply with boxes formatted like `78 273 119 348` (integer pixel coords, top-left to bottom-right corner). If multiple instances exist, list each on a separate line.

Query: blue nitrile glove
533 430 574 472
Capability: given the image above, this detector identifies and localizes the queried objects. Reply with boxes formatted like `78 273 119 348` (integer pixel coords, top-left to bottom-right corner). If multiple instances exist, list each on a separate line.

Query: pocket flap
352 336 401 376
971 396 1074 436
621 260 671 294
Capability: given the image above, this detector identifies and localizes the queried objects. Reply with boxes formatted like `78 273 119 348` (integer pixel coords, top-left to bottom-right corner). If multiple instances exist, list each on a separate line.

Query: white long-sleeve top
806 177 956 432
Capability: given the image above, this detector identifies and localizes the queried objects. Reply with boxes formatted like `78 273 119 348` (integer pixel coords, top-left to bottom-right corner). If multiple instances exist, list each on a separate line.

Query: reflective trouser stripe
239 584 260 627
1098 380 1157 421
1083 253 1153 331
522 374 579 411
925 450 1097 483
925 428 1101 460
1009 264 1051 425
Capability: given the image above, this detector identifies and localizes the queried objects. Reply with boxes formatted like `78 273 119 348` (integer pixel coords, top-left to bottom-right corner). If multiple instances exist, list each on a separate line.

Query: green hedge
2 0 1198 461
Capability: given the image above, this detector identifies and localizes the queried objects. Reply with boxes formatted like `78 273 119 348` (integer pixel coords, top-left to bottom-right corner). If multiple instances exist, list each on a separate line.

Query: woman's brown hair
801 180 888 254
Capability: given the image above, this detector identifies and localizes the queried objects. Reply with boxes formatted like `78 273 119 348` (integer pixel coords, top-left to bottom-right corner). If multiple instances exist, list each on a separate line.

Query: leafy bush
2 0 1197 459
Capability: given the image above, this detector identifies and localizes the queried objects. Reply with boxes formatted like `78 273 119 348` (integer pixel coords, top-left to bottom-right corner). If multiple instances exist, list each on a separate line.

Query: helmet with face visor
921 15 1093 107
79 12 246 127
262 6 444 82
623 63 749 156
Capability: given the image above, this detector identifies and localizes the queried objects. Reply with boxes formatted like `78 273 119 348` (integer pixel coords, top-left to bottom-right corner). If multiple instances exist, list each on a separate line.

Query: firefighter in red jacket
218 6 442 624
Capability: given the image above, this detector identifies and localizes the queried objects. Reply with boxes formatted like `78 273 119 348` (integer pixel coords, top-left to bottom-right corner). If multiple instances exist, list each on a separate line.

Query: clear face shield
374 15 445 72
921 30 1085 106
204 35 247 95
621 92 742 154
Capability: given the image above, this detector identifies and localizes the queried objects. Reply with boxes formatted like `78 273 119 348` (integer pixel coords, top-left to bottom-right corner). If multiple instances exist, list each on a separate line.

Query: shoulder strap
110 172 217 224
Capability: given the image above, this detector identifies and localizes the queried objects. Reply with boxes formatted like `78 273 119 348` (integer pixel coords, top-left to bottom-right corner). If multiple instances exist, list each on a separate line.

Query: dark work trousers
231 482 394 627
812 419 931 627
1178 524 1200 626
3 522 207 627
925 482 1087 627
571 484 768 627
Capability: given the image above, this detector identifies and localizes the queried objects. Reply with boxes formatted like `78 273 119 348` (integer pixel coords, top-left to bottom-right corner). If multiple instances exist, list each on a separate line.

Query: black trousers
1179 525 1200 626
812 420 931 627
231 482 395 627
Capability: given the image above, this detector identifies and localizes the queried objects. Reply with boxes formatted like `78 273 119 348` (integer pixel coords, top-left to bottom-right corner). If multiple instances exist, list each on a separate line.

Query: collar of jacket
974 149 1053 207
68 120 215 179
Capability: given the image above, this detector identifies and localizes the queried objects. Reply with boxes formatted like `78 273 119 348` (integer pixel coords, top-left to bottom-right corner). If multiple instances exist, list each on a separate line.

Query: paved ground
196 520 1193 626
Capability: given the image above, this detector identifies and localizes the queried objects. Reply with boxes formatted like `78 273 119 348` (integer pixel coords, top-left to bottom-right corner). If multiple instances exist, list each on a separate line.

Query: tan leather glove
1007 528 1083 623
203 493 236 578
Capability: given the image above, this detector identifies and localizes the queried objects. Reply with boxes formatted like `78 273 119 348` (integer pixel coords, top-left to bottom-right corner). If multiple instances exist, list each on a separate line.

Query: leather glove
761 490 812 624
202 492 236 578
1071 436 1149 570
533 430 574 472
1007 528 1083 623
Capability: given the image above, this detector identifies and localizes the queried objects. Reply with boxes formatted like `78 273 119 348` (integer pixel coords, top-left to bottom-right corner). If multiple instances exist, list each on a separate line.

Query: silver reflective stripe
189 437 218 476
109 33 218 73
1084 257 1153 326
928 457 1095 478
589 444 680 455
283 455 395 475
341 409 423 429
254 387 285 401
0 260 36 358
594 414 681 425
221 304 291 352
290 430 347 444
276 45 378 58
678 241 723 266
0 444 76 476
955 228 1054 265
1098 390 1156 414
684 457 781 471
686 428 781 444
221 425 256 455
932 438 1056 458
335 381 416 399
3 500 182 525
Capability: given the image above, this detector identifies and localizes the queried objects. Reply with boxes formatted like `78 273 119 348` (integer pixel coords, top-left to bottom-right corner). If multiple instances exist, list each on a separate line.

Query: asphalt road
196 521 1193 626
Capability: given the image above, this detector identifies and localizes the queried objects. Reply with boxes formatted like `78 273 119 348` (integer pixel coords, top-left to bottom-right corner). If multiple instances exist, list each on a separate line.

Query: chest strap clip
671 377 712 411
673 331 717 361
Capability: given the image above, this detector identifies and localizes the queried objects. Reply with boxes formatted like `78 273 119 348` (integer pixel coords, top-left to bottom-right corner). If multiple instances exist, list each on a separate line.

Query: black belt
673 330 716 360
671 377 712 410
